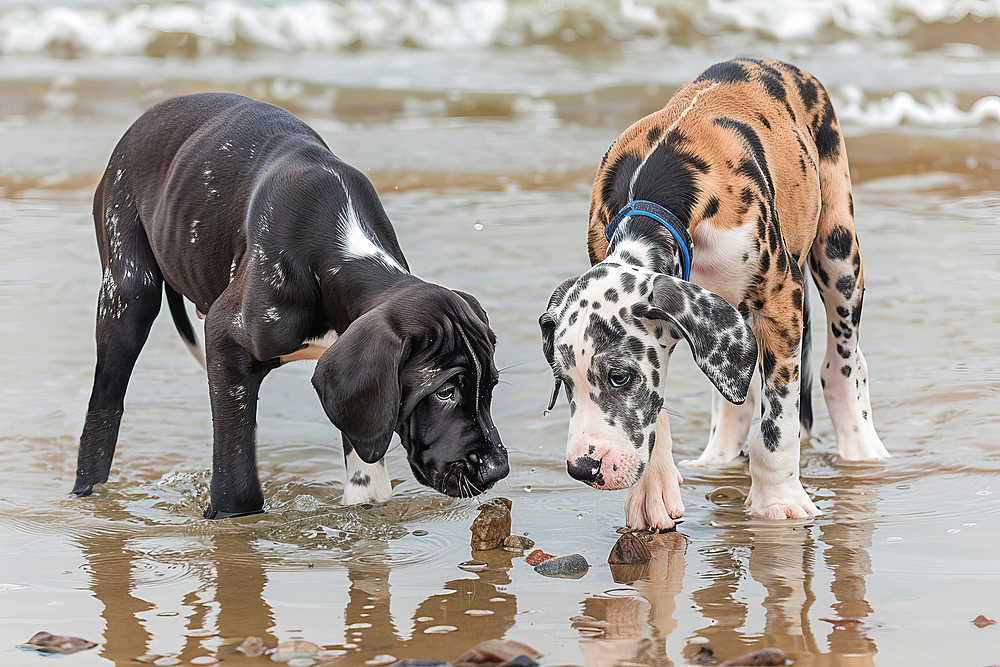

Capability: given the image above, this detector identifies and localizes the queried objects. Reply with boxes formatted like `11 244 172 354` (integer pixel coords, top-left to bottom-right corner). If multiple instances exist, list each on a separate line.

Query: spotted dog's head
540 262 757 490
313 283 507 498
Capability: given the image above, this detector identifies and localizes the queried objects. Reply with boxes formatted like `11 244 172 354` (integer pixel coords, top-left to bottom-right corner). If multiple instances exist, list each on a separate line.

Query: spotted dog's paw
679 453 743 468
625 465 684 530
744 482 820 519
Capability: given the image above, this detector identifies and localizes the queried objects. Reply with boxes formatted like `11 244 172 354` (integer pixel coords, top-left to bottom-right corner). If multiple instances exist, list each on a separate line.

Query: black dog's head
312 283 507 498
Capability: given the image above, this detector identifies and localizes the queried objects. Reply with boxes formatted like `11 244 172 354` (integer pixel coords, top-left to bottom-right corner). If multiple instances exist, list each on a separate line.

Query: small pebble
190 658 218 665
973 614 997 628
464 609 494 616
502 534 535 552
533 553 589 579
412 530 428 536
458 559 488 571
489 597 506 603
453 639 541 666
525 549 553 566
364 655 397 666
708 486 745 502
152 659 181 667
270 640 321 663
22 632 97 654
692 646 715 665
720 647 786 666
422 625 458 634
238 636 266 657
186 628 216 637
287 659 316 667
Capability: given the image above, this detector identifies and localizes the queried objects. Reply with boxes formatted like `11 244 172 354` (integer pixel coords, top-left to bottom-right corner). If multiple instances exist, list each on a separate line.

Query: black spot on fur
761 419 780 452
716 118 774 198
702 196 720 220
604 288 619 303
841 364 852 377
813 101 841 161
825 226 854 261
695 60 749 84
836 275 856 300
621 272 636 293
600 152 643 216
762 348 776 379
628 140 706 224
759 251 770 273
836 305 850 318
756 113 771 130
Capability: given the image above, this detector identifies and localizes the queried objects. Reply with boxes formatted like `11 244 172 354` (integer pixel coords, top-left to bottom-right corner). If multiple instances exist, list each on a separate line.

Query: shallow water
2 1 1000 665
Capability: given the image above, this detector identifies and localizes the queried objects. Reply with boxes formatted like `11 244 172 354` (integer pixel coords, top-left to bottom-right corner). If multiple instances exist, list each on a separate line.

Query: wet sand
2 2 1000 665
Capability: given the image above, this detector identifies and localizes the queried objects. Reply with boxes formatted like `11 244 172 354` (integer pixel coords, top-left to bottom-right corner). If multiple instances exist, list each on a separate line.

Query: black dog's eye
435 385 457 401
608 371 632 388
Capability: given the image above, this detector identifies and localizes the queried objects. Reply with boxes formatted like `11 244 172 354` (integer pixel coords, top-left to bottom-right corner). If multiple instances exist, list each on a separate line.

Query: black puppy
74 93 508 518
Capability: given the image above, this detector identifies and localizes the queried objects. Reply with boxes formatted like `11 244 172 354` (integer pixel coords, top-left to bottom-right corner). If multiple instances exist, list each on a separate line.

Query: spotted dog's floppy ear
636 274 758 405
539 275 580 410
312 308 412 464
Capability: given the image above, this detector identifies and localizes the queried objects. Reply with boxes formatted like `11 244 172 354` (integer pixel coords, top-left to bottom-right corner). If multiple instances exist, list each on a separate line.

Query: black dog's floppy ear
637 274 758 404
312 309 411 464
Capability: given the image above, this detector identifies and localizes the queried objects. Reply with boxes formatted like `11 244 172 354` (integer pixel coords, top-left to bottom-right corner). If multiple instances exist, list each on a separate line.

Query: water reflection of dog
340 550 518 661
573 533 687 666
78 529 276 664
685 480 879 664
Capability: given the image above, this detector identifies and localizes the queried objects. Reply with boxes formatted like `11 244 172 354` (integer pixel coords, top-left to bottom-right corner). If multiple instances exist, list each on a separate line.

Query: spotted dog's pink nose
567 456 604 486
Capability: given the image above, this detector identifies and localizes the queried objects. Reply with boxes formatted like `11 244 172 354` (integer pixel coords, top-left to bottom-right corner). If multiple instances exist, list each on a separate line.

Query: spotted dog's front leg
342 437 392 505
626 410 684 530
743 265 820 520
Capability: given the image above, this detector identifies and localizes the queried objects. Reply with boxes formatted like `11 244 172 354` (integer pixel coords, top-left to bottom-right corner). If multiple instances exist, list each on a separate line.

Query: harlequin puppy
540 58 888 529
74 93 507 519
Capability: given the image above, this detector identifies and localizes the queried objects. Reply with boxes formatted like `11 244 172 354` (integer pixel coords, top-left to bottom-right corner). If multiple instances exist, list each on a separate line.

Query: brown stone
607 532 652 564
502 534 535 552
471 500 511 550
720 647 786 666
236 636 266 657
973 614 997 628
23 632 97 654
453 639 540 667
525 549 553 566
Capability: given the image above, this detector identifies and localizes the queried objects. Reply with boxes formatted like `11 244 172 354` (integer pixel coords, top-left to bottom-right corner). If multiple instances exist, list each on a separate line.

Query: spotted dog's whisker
540 58 887 528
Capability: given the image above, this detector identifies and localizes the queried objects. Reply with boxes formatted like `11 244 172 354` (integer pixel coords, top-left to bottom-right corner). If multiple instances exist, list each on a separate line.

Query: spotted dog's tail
799 272 814 434
165 285 206 369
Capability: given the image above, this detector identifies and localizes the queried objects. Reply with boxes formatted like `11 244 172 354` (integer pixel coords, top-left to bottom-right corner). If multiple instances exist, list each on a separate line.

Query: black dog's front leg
202 312 274 520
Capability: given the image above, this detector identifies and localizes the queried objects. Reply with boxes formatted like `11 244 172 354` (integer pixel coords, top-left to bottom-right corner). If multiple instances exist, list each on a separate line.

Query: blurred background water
1 1 999 665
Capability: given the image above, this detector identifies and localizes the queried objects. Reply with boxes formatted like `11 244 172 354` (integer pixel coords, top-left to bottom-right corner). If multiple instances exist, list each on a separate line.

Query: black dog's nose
477 452 509 489
567 457 603 486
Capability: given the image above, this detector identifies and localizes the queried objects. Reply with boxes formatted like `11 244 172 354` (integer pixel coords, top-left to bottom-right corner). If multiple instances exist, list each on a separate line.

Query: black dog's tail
799 270 814 435
165 285 206 369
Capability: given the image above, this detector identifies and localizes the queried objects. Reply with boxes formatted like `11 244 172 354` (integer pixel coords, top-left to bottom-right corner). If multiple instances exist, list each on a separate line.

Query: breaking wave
0 0 998 56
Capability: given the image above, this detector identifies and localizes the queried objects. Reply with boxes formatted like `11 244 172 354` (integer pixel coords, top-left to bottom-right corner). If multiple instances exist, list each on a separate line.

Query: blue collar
604 200 693 281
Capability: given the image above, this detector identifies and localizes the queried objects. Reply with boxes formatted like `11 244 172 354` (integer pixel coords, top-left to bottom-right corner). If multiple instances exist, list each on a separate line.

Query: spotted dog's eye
435 385 457 401
608 371 632 388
